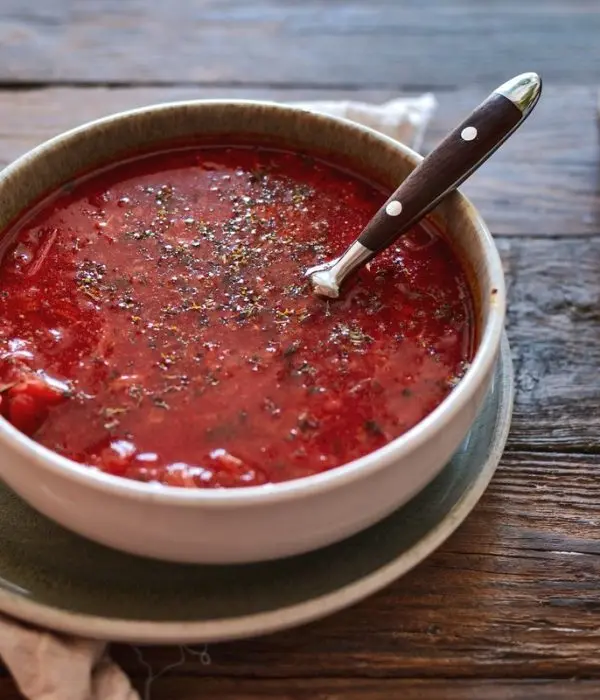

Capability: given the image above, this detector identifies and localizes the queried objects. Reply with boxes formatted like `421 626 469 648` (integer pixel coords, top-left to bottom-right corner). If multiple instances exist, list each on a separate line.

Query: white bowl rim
0 98 506 508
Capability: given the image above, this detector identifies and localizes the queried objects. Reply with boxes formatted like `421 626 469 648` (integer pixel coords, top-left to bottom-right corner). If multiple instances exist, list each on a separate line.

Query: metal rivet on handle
385 201 403 216
461 126 478 141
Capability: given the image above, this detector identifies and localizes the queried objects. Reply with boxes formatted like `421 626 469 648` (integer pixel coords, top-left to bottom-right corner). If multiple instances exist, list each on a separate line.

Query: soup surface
0 146 474 487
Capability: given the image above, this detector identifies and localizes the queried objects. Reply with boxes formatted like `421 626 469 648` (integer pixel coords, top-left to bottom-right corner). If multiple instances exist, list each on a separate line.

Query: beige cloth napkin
0 92 436 700
290 93 436 152
0 616 137 699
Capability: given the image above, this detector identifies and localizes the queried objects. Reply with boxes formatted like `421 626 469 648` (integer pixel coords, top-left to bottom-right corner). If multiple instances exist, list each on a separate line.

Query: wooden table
1 1 599 698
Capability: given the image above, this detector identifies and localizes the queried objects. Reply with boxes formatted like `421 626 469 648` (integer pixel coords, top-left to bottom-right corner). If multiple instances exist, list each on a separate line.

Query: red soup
0 146 474 487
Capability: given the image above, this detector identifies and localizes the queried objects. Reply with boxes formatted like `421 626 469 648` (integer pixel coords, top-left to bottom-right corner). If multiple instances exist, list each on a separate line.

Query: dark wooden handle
358 92 523 253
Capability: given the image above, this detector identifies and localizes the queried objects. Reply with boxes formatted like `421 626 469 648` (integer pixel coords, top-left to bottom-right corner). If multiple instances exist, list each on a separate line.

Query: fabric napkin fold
0 92 436 700
289 93 436 152
0 615 137 699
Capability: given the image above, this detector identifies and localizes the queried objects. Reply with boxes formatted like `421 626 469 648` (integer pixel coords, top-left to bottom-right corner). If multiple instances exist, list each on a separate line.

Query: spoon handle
357 73 542 254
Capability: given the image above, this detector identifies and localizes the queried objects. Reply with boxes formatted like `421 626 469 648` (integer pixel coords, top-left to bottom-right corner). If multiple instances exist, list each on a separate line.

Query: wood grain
0 0 598 87
3 677 600 700
0 85 597 236
130 679 600 699
500 237 600 452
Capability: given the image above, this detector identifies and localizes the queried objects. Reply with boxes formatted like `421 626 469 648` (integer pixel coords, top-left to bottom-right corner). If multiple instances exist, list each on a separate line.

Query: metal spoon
305 72 542 298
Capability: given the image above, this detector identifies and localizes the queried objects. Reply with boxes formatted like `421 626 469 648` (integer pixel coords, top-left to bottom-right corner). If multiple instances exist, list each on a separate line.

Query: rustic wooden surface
0 1 599 698
0 0 599 88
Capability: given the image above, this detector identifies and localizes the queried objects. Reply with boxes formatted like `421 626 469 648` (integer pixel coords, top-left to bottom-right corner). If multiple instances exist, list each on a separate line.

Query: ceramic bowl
0 101 506 564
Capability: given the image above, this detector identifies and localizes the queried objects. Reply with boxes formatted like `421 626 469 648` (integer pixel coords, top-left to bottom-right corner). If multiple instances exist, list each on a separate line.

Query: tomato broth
0 146 474 487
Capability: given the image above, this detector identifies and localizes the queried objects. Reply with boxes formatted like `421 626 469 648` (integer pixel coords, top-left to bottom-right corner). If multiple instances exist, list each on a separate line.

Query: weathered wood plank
1 675 597 700
3 676 600 700
127 678 600 699
0 0 598 87
112 452 600 679
499 238 600 451
2 674 599 700
0 85 597 236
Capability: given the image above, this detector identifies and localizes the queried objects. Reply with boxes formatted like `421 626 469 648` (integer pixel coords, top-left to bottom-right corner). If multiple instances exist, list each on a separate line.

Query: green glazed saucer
0 335 513 644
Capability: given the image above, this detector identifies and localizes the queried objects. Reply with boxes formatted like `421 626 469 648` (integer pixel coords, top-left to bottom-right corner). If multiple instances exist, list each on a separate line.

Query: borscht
0 145 474 487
